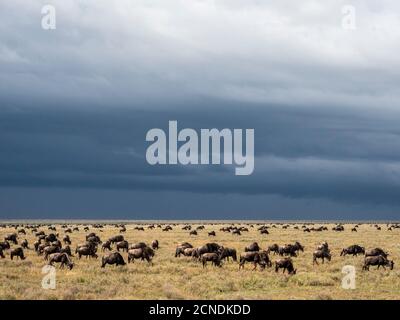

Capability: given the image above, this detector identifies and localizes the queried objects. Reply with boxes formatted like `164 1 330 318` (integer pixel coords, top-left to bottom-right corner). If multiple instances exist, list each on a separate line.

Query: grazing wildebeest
190 230 198 236
363 255 394 271
109 235 124 244
313 249 331 265
45 233 58 242
365 248 389 259
151 240 159 250
101 252 126 268
232 229 241 235
48 253 74 270
245 242 260 252
275 258 297 275
208 231 216 237
340 245 365 256
76 245 98 259
175 243 193 257
21 239 29 249
239 251 271 270
201 253 222 268
128 247 154 264
260 229 269 235
10 247 25 260
102 240 112 251
5 233 18 244
44 245 61 260
116 240 129 252
219 247 237 262
193 243 222 259
130 242 147 249
279 242 304 257
18 229 26 235
351 228 357 232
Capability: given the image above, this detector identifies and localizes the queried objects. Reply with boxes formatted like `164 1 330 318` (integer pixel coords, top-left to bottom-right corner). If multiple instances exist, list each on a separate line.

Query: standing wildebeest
232 229 241 235
363 255 394 271
102 240 112 251
21 239 29 249
239 251 271 270
279 242 304 257
60 245 74 257
192 243 222 259
316 241 329 252
190 230 198 236
208 231 216 237
76 245 98 259
267 244 280 255
175 242 193 257
275 258 297 275
116 240 129 252
201 253 222 268
151 240 159 250
0 241 10 250
351 228 357 232
260 229 269 235
313 249 331 265
63 235 71 245
341 245 365 256
219 247 237 262
45 233 58 243
130 242 147 249
101 252 126 268
245 242 260 252
128 247 154 264
365 248 389 259
48 253 74 270
10 247 25 260
108 235 124 244
44 245 61 260
5 233 18 244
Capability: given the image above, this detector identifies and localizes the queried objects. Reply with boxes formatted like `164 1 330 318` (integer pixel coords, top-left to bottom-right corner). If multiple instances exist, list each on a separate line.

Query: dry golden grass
0 222 399 300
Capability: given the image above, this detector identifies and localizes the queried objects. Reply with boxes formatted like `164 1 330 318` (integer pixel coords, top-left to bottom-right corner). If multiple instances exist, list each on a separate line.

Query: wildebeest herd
0 222 397 276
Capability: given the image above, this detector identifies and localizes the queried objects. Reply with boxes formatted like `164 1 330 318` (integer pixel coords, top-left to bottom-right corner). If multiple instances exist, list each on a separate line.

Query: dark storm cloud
1 1 400 218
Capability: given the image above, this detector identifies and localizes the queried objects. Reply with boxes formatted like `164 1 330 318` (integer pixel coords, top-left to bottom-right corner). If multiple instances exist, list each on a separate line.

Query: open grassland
0 222 399 300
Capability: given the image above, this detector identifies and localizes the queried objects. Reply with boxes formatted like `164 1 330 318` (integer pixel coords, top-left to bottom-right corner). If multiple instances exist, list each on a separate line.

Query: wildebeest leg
252 262 257 271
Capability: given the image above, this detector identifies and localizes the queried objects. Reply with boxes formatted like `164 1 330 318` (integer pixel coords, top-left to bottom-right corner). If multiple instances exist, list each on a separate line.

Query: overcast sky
1 0 400 219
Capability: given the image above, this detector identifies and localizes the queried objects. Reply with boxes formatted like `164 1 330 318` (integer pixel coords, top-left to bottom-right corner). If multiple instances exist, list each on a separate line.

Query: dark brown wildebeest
0 247 4 258
151 240 159 250
275 258 297 275
0 241 10 250
351 228 357 232
45 233 58 242
316 241 329 252
232 229 241 235
260 229 269 235
109 235 124 244
365 248 389 259
219 247 237 262
245 242 260 252
119 226 126 233
313 249 331 265
101 252 126 268
5 233 18 244
239 251 271 270
10 247 25 260
190 230 198 236
21 239 29 249
102 240 112 251
208 231 216 237
128 247 154 264
48 253 74 270
76 245 98 259
279 242 304 257
340 245 365 256
192 243 222 259
116 240 129 252
201 253 222 268
175 242 193 257
63 235 71 245
86 235 102 245
182 225 191 230
267 244 280 255
60 245 74 257
44 245 61 260
18 229 26 235
363 255 394 271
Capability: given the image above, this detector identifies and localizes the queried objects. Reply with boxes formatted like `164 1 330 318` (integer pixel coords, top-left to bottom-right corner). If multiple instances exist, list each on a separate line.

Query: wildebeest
175 242 193 257
190 230 198 236
10 247 25 260
108 235 124 244
0 241 10 250
102 240 112 251
116 240 129 252
219 247 237 262
232 229 241 235
239 251 271 270
151 240 159 250
48 253 74 270
76 245 98 259
208 231 216 237
275 258 297 275
63 235 71 245
260 229 269 235
45 233 58 243
313 249 331 265
351 228 357 232
365 248 389 259
363 255 394 271
130 242 147 249
245 242 260 252
101 252 126 268
279 242 304 257
21 239 29 249
267 244 280 255
5 233 18 244
192 243 222 259
44 245 61 260
201 253 222 268
60 245 74 257
0 247 4 258
128 246 154 264
340 245 365 256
